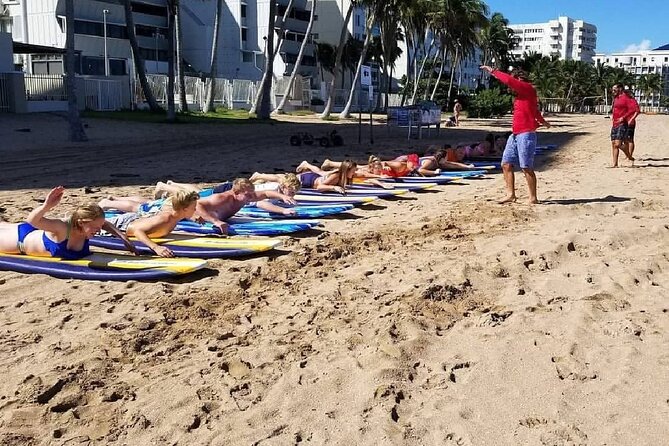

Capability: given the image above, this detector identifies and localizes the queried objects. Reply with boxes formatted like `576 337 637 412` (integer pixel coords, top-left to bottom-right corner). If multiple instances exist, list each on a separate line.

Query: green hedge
468 88 513 118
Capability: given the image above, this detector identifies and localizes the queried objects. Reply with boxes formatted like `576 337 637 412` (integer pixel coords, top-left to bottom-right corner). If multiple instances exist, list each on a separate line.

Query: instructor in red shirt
610 84 637 167
480 65 550 204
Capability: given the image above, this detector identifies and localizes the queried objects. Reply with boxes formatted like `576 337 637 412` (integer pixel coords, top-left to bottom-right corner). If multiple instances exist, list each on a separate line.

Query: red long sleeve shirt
611 93 638 127
491 70 547 135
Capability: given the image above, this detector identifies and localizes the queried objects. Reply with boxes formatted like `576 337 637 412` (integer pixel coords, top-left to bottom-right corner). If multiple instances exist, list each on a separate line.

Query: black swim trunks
625 125 635 141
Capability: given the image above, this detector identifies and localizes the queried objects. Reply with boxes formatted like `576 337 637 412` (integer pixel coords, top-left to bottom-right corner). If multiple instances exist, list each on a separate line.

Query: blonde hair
337 160 357 188
280 173 301 192
232 178 254 193
170 190 199 211
70 204 104 230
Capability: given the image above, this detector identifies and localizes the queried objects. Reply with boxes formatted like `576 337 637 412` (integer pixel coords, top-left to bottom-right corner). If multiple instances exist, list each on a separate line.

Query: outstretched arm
195 201 229 235
127 217 174 257
254 199 296 216
260 190 297 205
102 221 140 256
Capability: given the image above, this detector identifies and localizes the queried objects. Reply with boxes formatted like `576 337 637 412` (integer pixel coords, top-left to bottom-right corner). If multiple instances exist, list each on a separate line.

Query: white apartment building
0 0 316 81
593 44 669 107
509 16 597 62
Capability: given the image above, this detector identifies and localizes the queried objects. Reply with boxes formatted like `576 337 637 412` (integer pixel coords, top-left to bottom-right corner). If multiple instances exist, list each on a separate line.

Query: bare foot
249 172 260 182
499 196 517 204
321 159 334 170
606 165 619 168
528 198 540 205
296 161 309 173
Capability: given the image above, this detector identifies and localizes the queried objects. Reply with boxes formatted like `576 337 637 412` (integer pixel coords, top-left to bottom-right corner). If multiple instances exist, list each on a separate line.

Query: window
131 2 167 17
138 47 168 62
136 25 167 39
74 20 127 39
642 57 646 62
241 3 247 18
241 27 247 41
242 51 253 63
312 33 319 40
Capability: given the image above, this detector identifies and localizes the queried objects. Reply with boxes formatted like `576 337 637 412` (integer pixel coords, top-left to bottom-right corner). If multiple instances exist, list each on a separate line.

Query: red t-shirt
611 93 638 128
491 70 547 135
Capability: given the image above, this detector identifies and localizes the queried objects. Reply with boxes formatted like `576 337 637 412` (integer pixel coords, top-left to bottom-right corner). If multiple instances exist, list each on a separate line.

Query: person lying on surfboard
0 186 137 259
418 147 479 174
100 179 296 236
316 157 396 189
103 190 200 257
251 160 358 195
154 173 301 204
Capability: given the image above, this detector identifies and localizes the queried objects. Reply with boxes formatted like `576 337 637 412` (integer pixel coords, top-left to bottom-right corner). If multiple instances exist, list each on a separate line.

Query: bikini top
43 222 90 260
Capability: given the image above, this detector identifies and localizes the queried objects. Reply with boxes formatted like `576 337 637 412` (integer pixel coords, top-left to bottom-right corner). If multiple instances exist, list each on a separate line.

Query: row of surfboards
0 145 559 281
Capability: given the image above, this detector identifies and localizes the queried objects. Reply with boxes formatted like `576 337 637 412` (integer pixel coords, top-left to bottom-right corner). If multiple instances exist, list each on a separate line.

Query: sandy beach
0 112 667 445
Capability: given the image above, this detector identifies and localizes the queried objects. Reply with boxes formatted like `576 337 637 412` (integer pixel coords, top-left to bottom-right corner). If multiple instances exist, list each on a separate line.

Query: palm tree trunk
203 0 223 113
271 0 294 59
340 15 374 119
446 46 459 106
176 4 188 112
423 47 440 100
166 1 176 122
320 3 354 119
430 47 446 101
256 0 277 119
410 35 434 104
250 0 293 114
122 0 161 112
65 0 86 142
274 0 316 114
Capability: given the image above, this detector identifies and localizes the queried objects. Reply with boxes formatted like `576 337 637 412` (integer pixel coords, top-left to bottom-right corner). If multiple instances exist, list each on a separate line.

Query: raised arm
26 186 69 238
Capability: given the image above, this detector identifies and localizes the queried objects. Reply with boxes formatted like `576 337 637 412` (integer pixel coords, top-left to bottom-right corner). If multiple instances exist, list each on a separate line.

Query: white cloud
623 39 652 52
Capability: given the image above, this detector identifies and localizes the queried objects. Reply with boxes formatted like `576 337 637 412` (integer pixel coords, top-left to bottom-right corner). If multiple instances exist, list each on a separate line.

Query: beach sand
0 112 667 445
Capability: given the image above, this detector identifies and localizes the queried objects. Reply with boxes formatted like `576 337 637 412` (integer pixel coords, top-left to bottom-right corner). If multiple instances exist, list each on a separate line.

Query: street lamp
103 9 110 76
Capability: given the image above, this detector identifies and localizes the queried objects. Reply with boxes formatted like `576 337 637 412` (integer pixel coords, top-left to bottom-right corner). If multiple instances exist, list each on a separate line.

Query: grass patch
286 109 316 116
82 108 273 124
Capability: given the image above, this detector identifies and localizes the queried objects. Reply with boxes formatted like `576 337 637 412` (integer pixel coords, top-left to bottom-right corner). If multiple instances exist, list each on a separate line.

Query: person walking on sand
609 83 636 167
480 65 551 204
623 87 641 160
453 100 462 126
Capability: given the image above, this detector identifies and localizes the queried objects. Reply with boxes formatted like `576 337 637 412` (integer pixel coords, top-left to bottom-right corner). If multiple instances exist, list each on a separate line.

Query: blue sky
484 0 669 53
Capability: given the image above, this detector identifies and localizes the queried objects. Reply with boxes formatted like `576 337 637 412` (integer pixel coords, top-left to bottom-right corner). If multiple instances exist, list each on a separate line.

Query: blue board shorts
502 132 537 169
610 124 628 141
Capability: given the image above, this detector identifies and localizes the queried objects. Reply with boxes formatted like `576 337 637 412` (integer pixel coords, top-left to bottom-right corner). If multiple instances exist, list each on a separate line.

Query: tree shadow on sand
542 195 631 205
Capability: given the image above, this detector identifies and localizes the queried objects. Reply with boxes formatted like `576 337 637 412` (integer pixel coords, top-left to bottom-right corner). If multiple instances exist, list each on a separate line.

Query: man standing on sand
453 100 462 126
609 83 636 167
623 87 641 160
480 65 550 204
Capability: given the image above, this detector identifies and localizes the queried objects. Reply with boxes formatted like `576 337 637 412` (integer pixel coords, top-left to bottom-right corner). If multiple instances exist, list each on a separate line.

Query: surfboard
437 170 488 178
90 235 281 258
104 211 318 236
0 252 207 281
293 194 377 204
351 180 438 191
299 188 407 198
237 203 353 219
376 176 456 184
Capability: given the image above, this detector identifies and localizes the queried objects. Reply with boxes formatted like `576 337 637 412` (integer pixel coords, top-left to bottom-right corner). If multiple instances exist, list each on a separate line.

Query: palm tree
274 0 317 114
439 0 489 106
316 42 337 82
401 0 431 105
256 0 277 119
378 3 405 109
165 0 177 122
176 2 188 112
340 0 383 118
320 2 355 118
122 0 162 112
65 0 86 141
250 0 294 114
203 0 223 113
637 73 663 106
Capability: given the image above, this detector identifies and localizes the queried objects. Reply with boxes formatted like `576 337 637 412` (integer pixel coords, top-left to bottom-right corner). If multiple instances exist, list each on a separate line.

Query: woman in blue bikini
0 186 135 259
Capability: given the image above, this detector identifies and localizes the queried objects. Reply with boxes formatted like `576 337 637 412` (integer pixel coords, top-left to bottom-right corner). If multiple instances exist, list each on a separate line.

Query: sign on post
361 65 372 86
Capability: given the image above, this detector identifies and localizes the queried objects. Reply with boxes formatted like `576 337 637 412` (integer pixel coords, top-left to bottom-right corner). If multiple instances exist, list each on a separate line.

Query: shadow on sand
542 195 631 205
